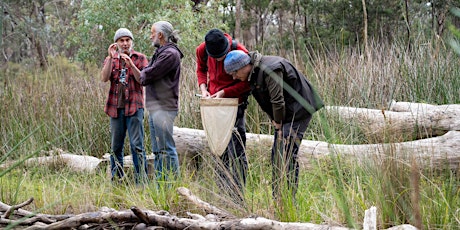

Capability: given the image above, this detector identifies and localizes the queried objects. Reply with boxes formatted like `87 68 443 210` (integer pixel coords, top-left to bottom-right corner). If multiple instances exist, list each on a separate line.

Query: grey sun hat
114 28 133 42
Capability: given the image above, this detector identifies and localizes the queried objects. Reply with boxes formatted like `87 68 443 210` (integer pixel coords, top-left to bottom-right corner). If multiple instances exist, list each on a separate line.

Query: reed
1 39 459 229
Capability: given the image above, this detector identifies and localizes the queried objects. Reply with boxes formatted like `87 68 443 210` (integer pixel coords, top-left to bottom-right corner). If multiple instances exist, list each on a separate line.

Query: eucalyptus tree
70 0 225 66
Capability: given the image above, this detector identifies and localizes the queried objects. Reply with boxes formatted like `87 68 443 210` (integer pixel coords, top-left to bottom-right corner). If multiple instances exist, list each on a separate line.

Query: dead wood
3 130 458 174
326 101 460 140
2 197 33 219
306 130 460 170
0 192 418 230
1 102 458 173
176 187 236 219
173 128 460 170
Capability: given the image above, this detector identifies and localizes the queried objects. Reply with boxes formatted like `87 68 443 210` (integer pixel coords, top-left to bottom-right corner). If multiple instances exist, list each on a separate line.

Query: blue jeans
271 117 311 198
217 104 248 203
110 108 148 183
148 110 179 180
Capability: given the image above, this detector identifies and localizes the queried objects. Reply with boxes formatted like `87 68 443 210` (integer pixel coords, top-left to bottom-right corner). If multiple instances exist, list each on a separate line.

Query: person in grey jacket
140 21 183 181
224 50 324 200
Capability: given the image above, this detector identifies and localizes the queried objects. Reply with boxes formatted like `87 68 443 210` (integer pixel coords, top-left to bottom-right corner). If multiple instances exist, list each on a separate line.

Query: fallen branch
2 197 33 219
177 187 236 219
0 193 418 230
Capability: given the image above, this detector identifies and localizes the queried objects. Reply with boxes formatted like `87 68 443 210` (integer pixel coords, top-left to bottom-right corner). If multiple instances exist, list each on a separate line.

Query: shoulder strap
231 39 237 50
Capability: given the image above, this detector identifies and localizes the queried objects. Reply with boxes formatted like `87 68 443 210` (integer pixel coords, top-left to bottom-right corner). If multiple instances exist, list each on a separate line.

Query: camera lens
120 68 127 85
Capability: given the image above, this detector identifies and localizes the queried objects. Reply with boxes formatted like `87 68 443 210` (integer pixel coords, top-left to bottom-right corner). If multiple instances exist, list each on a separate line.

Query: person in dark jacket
224 50 324 200
140 21 183 181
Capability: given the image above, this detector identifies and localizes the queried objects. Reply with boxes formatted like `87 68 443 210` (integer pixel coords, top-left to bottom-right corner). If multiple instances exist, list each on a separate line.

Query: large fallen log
3 128 458 173
2 102 458 172
325 101 460 140
173 127 460 170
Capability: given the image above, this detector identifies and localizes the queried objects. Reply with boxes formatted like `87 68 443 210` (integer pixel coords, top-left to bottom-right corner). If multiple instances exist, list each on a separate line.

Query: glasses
228 70 237 76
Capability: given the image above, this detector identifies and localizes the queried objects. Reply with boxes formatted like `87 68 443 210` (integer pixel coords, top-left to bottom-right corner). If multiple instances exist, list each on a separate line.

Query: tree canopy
1 0 460 67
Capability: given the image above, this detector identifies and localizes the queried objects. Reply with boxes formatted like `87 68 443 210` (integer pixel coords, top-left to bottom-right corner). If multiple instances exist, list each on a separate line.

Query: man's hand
210 90 225 98
108 43 118 58
120 53 133 68
272 120 282 130
199 84 211 98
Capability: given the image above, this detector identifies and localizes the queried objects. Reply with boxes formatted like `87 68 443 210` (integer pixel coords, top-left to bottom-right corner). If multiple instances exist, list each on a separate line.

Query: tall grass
1 39 459 229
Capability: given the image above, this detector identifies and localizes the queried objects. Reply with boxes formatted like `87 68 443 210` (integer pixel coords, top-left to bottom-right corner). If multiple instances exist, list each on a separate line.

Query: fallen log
325 101 460 140
173 127 460 170
0 148 103 173
3 129 458 173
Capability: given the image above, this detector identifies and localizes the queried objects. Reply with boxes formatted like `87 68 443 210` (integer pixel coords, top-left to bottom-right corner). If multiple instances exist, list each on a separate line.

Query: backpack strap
231 39 237 50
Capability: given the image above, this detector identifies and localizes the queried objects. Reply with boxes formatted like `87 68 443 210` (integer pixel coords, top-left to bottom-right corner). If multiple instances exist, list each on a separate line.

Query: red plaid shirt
103 50 148 118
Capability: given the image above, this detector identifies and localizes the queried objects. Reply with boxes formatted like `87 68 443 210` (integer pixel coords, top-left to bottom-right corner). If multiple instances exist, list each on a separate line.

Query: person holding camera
100 28 149 184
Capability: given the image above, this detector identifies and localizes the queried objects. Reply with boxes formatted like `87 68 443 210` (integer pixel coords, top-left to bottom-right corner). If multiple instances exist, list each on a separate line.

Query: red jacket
196 33 250 102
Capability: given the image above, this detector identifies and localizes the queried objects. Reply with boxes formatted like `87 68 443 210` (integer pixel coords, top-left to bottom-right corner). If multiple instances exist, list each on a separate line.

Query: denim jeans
110 108 148 183
217 104 248 203
271 116 311 199
148 109 179 181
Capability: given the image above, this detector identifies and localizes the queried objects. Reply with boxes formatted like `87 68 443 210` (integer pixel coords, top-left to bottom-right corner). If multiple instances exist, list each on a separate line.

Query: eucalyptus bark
234 0 241 40
361 0 368 55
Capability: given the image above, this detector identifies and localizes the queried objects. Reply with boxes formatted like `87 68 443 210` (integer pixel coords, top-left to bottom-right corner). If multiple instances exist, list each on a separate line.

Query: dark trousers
271 117 311 199
216 104 248 203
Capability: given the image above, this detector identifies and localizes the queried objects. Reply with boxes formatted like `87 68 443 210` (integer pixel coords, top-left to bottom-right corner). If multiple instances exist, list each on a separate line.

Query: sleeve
221 45 251 97
140 49 179 86
136 54 149 70
222 80 251 98
196 43 208 87
265 70 285 123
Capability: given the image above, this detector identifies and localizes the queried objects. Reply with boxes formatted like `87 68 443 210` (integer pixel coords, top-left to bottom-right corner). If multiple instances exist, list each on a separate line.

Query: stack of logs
0 187 417 230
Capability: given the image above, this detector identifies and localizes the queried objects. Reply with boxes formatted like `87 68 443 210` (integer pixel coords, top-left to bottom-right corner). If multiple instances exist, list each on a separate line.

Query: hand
108 43 118 58
272 120 282 130
200 89 211 98
210 90 225 98
119 53 133 68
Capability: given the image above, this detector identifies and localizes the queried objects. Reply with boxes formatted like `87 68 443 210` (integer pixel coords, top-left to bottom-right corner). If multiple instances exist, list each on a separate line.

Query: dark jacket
248 51 324 123
140 42 184 111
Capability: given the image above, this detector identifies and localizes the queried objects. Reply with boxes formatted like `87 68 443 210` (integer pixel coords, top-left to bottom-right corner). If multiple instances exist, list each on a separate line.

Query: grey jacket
248 51 324 123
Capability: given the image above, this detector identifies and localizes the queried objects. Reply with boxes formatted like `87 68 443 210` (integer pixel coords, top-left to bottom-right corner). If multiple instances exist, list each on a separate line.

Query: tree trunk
361 0 368 56
234 0 241 40
404 0 411 52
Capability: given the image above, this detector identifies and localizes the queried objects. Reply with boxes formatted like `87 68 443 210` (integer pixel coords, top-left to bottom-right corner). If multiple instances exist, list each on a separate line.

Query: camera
119 68 128 85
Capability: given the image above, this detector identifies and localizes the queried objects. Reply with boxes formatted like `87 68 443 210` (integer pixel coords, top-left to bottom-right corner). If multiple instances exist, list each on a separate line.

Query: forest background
1 0 460 229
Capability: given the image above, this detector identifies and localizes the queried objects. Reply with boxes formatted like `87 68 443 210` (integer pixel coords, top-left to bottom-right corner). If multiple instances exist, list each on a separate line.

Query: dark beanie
205 29 230 58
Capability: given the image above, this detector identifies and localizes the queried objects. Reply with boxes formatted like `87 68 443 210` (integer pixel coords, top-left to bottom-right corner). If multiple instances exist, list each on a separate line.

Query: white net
200 98 239 156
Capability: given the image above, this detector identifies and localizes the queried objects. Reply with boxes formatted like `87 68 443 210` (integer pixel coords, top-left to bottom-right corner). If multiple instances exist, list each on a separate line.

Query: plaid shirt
103 50 148 118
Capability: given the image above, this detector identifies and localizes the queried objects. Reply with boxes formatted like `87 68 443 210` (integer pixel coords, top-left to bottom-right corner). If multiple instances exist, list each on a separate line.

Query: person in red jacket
196 28 251 204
